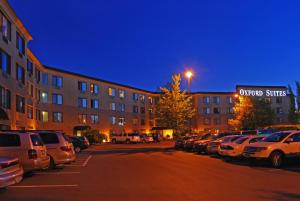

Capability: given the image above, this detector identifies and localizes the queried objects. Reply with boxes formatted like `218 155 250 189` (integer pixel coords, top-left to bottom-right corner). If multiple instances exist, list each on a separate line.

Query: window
227 107 234 114
39 133 59 144
1 14 11 41
148 97 153 104
27 106 33 119
16 64 25 84
204 118 211 125
90 84 99 94
78 81 87 92
36 109 41 121
213 96 220 104
288 133 300 142
28 83 33 97
91 115 99 124
41 92 48 103
42 111 49 122
133 118 138 125
203 107 210 114
27 59 33 77
140 95 145 103
91 99 99 109
227 96 233 104
119 90 125 99
119 103 125 112
53 112 63 123
52 94 63 105
118 117 125 126
140 107 145 114
110 116 116 125
276 97 283 104
30 135 44 146
141 119 145 126
78 98 88 108
35 88 41 101
108 88 116 97
0 86 11 109
35 69 41 83
203 96 210 104
52 75 63 88
133 105 139 113
110 102 116 111
78 114 87 124
133 93 139 101
276 107 283 114
42 73 48 85
0 50 10 75
16 32 25 55
16 95 25 113
149 108 153 114
265 98 272 104
213 107 221 114
214 118 221 125
0 134 20 147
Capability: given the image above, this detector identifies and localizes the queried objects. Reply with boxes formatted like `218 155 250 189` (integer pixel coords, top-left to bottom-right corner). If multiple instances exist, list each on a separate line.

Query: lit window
203 107 210 114
42 111 49 122
53 112 63 123
148 97 153 104
78 114 87 124
118 117 125 126
41 92 48 103
110 116 116 125
108 88 116 97
140 95 145 103
90 84 99 94
110 102 116 111
119 90 125 99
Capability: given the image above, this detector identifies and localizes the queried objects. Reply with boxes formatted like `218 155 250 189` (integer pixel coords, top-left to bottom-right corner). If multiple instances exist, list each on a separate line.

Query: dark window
0 50 11 75
0 134 21 147
52 94 63 105
16 64 25 84
213 107 221 114
53 112 63 123
39 133 59 144
78 81 87 92
16 95 25 113
133 105 139 113
140 107 145 114
78 98 88 108
1 13 11 41
27 59 33 77
30 135 44 146
42 73 48 85
90 84 99 94
91 99 99 109
16 32 25 55
52 76 63 88
0 86 11 109
35 68 41 83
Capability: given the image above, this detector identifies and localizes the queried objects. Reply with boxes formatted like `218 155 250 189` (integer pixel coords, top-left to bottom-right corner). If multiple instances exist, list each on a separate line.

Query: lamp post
185 71 193 94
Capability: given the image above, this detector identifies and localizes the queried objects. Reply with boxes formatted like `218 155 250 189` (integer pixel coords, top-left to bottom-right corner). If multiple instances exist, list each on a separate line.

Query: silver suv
36 131 76 169
0 132 50 172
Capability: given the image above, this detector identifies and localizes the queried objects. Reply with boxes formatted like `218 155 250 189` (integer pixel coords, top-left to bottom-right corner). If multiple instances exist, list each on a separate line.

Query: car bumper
218 150 242 157
23 156 50 172
243 151 269 159
55 153 76 165
207 146 219 154
0 166 23 188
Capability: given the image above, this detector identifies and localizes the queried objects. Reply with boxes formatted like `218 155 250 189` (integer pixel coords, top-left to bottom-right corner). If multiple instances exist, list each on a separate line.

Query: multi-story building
0 1 291 137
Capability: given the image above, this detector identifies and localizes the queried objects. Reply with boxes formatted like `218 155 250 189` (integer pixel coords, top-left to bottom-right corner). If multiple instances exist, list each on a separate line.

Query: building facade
0 1 291 136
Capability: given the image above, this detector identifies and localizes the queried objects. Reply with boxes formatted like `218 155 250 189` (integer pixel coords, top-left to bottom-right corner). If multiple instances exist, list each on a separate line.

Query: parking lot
1 141 300 201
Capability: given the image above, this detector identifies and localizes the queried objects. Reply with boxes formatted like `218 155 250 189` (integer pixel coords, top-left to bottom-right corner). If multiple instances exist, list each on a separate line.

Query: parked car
36 131 76 169
175 136 193 149
217 135 243 155
111 133 141 144
240 130 258 135
69 136 89 153
193 133 216 154
0 156 23 188
206 133 239 154
140 134 154 143
218 135 265 158
243 131 300 168
78 136 90 146
0 131 50 172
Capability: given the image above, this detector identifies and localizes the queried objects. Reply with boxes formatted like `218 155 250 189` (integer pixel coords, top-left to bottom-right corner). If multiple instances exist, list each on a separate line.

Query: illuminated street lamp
185 71 193 94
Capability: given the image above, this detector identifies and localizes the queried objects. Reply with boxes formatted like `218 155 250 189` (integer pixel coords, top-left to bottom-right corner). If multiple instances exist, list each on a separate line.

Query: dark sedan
69 136 89 153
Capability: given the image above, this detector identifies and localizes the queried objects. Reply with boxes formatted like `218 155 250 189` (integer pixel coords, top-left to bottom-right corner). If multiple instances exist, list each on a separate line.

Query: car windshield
30 134 44 146
235 137 248 144
263 132 291 142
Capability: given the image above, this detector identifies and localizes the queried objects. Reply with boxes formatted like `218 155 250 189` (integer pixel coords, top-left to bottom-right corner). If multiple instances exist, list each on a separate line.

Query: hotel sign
239 89 287 97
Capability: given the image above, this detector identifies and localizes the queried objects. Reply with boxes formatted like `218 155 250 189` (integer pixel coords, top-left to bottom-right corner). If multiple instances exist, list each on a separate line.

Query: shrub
83 130 107 144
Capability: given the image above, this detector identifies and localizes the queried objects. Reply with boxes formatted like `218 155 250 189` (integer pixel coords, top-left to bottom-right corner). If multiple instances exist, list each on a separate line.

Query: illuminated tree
156 74 196 134
229 96 275 130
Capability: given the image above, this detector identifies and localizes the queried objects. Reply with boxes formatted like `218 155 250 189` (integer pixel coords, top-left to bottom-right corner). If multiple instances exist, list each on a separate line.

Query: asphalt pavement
1 141 300 201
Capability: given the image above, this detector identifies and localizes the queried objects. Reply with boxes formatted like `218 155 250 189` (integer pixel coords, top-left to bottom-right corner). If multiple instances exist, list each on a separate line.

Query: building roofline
1 0 32 41
236 85 288 89
43 65 160 94
191 92 235 95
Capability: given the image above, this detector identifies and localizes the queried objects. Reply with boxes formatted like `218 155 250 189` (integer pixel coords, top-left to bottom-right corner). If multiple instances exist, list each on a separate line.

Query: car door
284 133 300 157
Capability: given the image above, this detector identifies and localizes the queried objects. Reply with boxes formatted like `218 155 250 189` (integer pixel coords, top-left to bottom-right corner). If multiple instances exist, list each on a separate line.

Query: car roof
0 131 37 135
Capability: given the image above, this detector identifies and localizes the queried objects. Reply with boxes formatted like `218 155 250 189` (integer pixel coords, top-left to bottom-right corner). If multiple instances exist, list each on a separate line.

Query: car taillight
28 149 38 159
60 146 72 152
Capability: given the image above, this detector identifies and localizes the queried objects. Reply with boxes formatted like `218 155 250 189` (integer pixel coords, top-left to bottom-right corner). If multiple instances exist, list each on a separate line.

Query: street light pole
185 71 193 94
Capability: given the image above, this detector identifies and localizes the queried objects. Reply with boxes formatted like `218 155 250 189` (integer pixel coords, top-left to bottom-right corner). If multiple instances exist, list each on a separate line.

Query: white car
218 135 265 158
243 131 300 168
111 133 141 144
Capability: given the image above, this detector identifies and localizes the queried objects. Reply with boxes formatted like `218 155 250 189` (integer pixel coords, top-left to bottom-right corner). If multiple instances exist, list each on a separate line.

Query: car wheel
75 147 81 153
269 151 284 168
49 156 56 169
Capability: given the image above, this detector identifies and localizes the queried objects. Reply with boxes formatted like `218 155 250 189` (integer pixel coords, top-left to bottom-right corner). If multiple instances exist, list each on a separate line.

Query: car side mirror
285 138 294 144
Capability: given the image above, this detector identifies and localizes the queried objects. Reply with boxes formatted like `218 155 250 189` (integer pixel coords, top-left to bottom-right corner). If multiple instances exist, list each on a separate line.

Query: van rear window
39 133 59 144
30 135 44 146
0 134 21 147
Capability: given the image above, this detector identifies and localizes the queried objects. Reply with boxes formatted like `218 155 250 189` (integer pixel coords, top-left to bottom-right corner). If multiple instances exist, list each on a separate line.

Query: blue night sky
9 0 300 92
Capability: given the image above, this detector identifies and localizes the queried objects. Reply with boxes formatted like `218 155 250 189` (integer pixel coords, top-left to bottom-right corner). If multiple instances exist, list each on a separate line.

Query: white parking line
9 184 79 188
34 172 80 175
83 155 92 167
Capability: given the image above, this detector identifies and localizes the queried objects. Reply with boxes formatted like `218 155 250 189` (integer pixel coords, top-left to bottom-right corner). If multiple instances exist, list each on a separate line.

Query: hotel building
0 1 291 136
